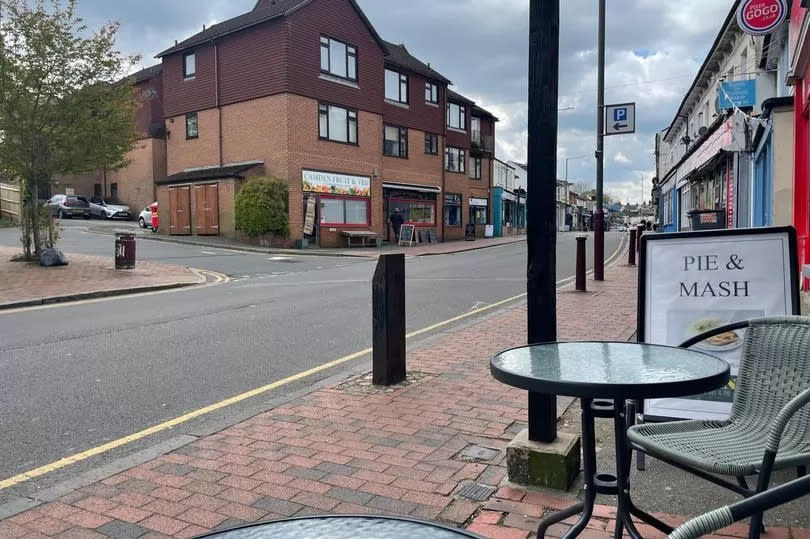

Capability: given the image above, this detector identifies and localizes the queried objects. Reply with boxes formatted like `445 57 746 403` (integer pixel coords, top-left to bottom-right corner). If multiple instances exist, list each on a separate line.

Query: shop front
382 182 441 243
301 169 372 248
493 187 527 237
469 196 489 237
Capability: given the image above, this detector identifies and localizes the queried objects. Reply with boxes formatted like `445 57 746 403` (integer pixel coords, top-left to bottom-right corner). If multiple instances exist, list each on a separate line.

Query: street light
564 155 588 183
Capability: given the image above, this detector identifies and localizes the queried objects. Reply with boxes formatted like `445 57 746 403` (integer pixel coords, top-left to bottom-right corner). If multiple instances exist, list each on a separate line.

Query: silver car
88 197 132 220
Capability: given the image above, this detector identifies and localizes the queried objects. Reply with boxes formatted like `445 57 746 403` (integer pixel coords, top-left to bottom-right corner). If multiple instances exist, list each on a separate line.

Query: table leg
613 399 642 539
536 398 596 538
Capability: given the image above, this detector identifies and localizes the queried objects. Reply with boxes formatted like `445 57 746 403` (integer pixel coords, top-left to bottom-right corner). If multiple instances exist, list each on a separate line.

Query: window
186 112 198 139
183 52 196 78
445 147 466 173
425 82 438 104
384 125 408 158
444 193 461 226
110 183 119 200
470 157 482 179
391 197 436 225
320 196 369 225
447 102 466 130
319 103 358 144
424 133 439 155
385 69 408 103
320 36 357 81
471 116 481 144
470 204 487 225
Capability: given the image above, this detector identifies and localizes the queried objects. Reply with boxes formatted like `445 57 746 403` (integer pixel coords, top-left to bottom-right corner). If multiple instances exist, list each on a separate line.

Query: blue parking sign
614 108 627 122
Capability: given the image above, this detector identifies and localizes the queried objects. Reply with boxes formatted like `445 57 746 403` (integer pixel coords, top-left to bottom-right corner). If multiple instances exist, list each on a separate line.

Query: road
0 223 623 500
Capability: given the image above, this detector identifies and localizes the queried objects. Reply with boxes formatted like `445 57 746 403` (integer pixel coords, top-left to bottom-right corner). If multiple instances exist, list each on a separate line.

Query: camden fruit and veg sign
737 0 788 36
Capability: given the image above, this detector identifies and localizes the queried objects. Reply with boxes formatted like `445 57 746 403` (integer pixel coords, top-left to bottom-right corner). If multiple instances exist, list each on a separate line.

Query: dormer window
320 36 357 81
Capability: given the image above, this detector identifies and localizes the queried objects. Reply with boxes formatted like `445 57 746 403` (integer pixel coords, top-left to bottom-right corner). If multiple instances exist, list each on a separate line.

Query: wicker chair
669 474 810 539
627 316 810 539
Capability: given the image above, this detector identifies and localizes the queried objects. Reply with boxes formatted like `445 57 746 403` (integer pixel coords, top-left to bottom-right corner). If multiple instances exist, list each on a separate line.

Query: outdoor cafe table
196 515 485 538
490 342 730 539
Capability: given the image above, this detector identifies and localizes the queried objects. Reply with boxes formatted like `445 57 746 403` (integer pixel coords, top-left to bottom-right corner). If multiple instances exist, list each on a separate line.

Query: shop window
320 195 369 226
470 204 487 225
444 193 461 226
391 197 436 225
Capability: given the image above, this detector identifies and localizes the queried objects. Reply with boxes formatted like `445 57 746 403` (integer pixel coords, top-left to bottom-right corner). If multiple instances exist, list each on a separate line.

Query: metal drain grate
458 482 496 501
460 445 500 462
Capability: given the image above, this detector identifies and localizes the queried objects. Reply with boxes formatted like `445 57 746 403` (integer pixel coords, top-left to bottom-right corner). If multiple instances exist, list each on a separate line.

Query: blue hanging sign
717 80 756 110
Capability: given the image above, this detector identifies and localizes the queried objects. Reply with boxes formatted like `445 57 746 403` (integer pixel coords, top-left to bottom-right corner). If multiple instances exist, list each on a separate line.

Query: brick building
53 65 166 215
153 0 496 246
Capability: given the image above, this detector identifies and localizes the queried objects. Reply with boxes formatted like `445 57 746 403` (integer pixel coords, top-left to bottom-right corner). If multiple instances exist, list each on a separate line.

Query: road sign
604 103 635 136
737 0 787 36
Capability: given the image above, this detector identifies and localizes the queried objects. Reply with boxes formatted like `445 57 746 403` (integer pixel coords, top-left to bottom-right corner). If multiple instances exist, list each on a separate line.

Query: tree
571 182 594 196
235 177 290 238
0 0 139 258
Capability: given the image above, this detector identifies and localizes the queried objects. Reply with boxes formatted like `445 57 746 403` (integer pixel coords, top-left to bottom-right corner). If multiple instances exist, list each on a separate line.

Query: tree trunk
31 176 41 258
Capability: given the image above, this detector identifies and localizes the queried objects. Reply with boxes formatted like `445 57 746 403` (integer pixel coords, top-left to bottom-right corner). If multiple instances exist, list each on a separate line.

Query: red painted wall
792 0 810 289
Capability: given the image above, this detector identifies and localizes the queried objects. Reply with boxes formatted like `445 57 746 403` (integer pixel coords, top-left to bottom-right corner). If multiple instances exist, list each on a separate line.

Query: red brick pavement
3 262 802 538
0 247 202 307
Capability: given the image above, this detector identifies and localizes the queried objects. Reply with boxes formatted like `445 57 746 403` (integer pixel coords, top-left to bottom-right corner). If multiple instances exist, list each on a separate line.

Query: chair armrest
766 387 810 453
678 321 750 349
669 507 734 539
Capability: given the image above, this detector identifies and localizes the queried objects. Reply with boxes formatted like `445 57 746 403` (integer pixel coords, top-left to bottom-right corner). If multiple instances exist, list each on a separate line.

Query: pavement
3 259 806 539
0 247 203 309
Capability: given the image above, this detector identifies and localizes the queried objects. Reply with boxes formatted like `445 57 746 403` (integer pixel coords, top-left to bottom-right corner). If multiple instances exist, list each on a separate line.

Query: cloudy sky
77 0 733 203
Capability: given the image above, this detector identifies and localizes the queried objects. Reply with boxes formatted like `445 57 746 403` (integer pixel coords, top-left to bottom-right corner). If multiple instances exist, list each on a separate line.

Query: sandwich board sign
398 224 416 247
638 227 799 421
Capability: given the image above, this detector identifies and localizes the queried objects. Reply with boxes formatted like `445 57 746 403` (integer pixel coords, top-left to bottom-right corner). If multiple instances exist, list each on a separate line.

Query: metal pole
527 0 559 443
594 0 606 282
576 235 587 291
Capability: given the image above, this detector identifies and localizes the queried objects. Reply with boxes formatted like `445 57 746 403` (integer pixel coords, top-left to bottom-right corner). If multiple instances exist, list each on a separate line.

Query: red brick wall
166 108 220 174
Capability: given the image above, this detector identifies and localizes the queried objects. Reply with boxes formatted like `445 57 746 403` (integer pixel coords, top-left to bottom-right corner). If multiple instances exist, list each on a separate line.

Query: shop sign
469 197 488 207
302 170 371 197
303 195 316 235
717 80 756 109
638 227 799 420
737 0 788 36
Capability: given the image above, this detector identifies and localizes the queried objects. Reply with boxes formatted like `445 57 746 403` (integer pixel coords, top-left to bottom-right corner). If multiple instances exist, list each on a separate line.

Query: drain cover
458 482 496 501
460 445 500 462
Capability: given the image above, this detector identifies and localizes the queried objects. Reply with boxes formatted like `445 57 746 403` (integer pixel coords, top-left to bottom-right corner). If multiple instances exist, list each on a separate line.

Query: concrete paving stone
154 464 196 477
115 480 157 495
22 516 74 535
37 503 81 520
176 507 228 529
55 527 107 539
250 497 302 517
314 462 356 476
109 492 155 509
324 487 374 505
287 477 331 494
213 518 247 532
103 505 152 524
79 484 122 499
139 514 192 536
217 488 262 507
289 492 339 512
60 511 112 530
216 503 266 523
217 475 262 492
183 494 227 513
175 524 210 538
437 499 480 525
96 520 150 539
466 522 529 539
366 495 417 515
283 466 327 481
142 499 188 518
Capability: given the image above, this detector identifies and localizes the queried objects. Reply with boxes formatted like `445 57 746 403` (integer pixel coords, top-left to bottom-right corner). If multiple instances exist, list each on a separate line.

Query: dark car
45 195 90 219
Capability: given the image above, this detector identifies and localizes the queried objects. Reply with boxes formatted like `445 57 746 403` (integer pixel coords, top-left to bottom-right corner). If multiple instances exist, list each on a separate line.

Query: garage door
169 186 191 236
194 183 219 236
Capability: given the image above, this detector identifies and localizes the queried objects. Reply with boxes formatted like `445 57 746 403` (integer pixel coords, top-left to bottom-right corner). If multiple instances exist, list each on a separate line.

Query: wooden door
169 186 191 236
195 183 219 236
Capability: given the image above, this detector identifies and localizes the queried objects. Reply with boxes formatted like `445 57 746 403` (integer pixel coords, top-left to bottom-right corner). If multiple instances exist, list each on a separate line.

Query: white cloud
614 152 632 164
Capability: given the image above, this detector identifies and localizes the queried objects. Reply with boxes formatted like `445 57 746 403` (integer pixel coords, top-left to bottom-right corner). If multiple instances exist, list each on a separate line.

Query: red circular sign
737 0 787 36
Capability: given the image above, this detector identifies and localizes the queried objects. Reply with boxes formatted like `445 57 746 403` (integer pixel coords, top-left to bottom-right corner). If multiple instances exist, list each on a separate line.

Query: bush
235 176 290 238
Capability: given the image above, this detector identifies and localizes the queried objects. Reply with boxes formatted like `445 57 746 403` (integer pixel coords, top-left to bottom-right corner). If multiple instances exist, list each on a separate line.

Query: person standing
389 208 404 241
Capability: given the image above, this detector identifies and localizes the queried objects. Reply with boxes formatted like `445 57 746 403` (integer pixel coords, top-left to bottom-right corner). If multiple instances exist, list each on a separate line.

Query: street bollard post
372 253 406 386
628 228 637 266
636 225 644 253
576 234 587 292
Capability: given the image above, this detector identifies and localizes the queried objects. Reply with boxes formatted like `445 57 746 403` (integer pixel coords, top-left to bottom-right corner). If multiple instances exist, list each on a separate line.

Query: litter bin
115 232 136 269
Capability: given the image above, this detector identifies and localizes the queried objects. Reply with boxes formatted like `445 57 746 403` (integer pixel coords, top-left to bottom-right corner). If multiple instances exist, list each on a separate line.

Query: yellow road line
0 238 627 490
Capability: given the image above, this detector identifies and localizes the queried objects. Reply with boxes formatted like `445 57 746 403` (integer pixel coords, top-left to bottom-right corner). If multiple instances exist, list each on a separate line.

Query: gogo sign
737 0 788 36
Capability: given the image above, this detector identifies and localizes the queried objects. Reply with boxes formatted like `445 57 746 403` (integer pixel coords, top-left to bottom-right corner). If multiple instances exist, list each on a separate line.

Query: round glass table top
198 515 483 539
490 342 730 399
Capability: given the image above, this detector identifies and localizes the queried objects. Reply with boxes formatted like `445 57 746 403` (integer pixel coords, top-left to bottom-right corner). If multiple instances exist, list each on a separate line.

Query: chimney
203 24 206 31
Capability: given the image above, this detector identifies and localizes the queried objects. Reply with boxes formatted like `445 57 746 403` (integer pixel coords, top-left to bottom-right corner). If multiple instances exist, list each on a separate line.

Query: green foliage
0 0 140 256
235 177 290 238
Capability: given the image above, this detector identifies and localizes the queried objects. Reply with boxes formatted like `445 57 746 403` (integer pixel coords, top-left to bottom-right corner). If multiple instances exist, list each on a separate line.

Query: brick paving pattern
0 246 202 306
2 262 804 538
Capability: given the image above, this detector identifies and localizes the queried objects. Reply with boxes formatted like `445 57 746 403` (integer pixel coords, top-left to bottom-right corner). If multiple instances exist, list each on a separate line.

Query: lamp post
564 156 588 183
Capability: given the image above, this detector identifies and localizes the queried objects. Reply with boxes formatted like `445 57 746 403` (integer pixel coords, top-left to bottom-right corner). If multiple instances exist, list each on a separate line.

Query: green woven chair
627 316 810 539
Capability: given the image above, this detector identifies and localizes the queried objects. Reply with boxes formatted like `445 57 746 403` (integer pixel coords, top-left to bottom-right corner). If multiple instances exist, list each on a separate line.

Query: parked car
45 195 90 219
138 204 158 229
88 197 132 220
618 225 628 232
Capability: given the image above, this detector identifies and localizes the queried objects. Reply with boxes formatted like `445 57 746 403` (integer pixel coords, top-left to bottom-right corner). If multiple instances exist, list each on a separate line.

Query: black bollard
576 234 587 292
636 225 644 253
628 228 637 266
372 253 406 386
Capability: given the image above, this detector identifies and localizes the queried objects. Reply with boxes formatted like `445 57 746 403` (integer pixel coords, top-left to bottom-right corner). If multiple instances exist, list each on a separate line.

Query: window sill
383 153 409 159
426 101 439 108
447 127 467 134
184 76 196 81
318 137 359 147
385 99 410 109
319 73 359 89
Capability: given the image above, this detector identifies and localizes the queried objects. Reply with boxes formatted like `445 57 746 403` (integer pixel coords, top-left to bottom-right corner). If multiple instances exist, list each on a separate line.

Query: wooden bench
341 230 380 248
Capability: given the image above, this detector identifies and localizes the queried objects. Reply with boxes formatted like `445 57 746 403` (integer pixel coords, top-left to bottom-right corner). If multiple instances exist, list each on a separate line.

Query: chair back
730 317 810 438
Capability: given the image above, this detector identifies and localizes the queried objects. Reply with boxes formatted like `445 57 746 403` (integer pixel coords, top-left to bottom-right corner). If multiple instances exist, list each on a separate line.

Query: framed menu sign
638 227 799 421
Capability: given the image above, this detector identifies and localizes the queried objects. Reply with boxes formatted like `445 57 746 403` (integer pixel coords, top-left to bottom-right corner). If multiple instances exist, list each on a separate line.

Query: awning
383 182 441 193
155 162 264 185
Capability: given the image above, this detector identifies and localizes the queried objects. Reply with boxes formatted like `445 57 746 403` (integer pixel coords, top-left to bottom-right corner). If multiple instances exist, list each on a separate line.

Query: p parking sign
604 102 635 136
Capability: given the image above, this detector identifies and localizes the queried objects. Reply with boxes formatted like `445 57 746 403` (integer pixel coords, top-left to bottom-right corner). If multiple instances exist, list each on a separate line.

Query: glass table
491 342 730 539
197 515 484 538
